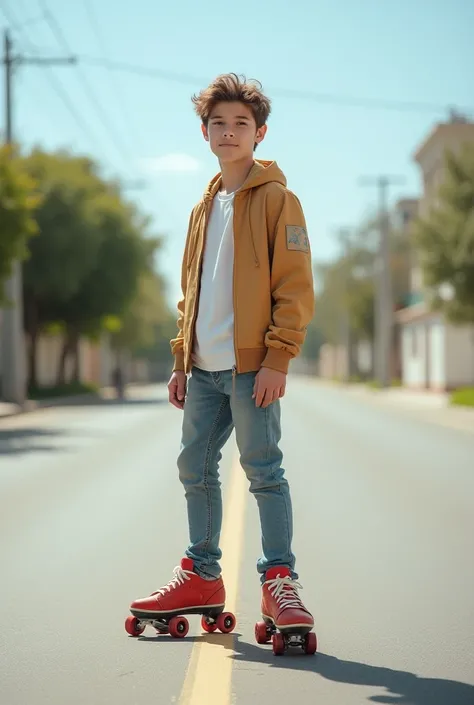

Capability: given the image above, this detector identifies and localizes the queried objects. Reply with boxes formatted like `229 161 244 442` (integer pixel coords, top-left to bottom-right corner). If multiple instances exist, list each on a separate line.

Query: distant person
112 366 124 399
129 74 315 643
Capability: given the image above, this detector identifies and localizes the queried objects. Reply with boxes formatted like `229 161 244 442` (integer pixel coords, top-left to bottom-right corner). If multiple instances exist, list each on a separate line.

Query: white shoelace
152 565 191 597
267 575 305 610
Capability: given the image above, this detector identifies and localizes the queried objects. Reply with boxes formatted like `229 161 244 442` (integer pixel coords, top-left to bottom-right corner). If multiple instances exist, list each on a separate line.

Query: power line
1 27 81 406
0 0 119 170
77 55 470 116
38 0 135 166
82 0 145 156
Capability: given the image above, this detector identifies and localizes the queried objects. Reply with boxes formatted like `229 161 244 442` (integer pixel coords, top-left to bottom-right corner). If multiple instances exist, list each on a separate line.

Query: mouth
219 144 238 147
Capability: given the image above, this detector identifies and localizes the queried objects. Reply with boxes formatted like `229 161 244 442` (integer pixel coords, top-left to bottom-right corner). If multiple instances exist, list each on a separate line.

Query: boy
130 73 315 636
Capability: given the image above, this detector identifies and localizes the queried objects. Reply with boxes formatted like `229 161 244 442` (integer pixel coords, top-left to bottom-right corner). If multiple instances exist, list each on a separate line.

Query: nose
223 128 235 137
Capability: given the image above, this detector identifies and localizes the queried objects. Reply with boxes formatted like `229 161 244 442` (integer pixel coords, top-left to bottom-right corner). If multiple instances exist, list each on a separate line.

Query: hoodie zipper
186 200 211 372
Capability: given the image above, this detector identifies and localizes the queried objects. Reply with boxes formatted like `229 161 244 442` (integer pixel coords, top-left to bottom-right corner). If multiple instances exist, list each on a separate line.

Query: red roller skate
125 557 236 639
254 566 317 656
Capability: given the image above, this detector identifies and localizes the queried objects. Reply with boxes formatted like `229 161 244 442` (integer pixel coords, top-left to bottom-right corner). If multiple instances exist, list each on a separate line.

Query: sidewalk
0 384 162 421
0 401 20 419
0 386 120 420
312 378 474 435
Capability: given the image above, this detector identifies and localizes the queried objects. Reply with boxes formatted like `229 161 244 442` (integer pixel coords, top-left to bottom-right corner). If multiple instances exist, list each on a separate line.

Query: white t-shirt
192 190 236 372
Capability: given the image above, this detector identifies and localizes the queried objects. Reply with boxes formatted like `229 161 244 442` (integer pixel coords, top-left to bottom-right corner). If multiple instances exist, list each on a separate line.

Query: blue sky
1 0 473 307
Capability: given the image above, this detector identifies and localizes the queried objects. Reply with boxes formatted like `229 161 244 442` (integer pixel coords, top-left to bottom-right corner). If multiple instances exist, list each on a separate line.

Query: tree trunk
25 297 39 390
71 333 81 384
28 328 38 390
57 336 71 386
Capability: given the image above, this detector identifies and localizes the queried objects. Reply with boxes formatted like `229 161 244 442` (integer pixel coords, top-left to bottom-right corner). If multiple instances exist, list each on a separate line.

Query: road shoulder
304 378 474 435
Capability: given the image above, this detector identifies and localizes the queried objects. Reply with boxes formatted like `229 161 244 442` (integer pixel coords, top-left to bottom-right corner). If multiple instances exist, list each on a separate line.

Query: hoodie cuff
173 350 185 372
261 347 292 374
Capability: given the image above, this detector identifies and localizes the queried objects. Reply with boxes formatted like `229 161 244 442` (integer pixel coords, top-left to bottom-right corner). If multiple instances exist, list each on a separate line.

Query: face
202 101 267 163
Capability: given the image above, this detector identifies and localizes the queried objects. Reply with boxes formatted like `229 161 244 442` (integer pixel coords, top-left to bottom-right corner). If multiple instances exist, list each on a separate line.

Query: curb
0 392 101 420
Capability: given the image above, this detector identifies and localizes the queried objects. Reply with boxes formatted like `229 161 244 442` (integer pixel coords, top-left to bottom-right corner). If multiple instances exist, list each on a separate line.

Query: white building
396 116 474 391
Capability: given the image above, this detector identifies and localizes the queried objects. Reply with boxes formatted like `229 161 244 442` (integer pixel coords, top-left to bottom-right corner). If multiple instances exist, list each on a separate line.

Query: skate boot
125 557 236 638
255 566 317 655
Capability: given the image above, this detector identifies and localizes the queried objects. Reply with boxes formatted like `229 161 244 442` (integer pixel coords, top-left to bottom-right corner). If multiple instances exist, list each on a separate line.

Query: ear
201 123 209 142
255 124 267 145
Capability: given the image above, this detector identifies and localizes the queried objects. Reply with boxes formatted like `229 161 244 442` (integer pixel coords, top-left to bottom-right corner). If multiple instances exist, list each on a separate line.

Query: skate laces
267 575 305 610
153 565 191 597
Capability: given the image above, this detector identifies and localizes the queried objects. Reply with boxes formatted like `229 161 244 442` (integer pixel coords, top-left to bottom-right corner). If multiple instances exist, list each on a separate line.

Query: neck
219 156 255 194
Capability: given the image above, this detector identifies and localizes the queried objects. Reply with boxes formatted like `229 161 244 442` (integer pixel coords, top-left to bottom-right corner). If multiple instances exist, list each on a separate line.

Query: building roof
413 116 474 163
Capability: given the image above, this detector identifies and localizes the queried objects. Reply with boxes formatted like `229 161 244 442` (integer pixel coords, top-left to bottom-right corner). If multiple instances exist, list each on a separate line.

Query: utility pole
359 175 404 388
336 227 353 383
1 29 75 405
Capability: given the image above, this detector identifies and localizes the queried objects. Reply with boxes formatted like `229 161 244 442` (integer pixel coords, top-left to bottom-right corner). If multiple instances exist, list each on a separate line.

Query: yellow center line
179 451 248 705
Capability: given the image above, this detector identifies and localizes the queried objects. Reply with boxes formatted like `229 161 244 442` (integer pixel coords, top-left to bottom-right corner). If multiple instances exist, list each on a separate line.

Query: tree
311 218 412 380
21 148 163 387
54 192 158 383
0 145 40 304
413 144 474 323
22 149 108 386
111 269 169 356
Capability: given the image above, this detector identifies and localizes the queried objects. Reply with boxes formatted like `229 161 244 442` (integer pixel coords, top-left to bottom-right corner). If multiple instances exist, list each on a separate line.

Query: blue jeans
177 366 297 584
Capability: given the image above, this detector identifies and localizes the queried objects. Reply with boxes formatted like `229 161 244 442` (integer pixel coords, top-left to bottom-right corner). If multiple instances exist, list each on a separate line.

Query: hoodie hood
203 160 286 201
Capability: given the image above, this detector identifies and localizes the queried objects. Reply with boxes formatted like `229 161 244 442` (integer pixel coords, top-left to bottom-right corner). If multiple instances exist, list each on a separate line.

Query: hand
252 367 286 408
168 371 187 409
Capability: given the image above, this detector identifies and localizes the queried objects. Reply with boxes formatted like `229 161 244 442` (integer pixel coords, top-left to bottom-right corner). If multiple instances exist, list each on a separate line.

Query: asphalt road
1 378 473 705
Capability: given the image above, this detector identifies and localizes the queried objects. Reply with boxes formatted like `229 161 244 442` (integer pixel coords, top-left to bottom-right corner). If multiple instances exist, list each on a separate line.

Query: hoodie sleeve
170 208 195 371
262 190 315 374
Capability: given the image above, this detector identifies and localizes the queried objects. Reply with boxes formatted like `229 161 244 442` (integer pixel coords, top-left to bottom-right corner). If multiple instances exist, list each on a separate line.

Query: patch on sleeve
286 225 309 252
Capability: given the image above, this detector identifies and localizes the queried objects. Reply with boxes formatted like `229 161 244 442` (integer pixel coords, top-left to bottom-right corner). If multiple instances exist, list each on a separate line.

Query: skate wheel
216 612 236 634
272 632 285 655
255 621 271 644
168 616 189 638
125 615 145 637
201 616 217 633
303 631 317 655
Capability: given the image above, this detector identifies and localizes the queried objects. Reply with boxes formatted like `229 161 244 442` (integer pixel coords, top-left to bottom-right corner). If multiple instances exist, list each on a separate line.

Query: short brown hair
192 73 271 128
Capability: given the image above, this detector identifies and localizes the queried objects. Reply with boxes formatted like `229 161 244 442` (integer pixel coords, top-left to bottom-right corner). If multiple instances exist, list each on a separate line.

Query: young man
130 73 315 635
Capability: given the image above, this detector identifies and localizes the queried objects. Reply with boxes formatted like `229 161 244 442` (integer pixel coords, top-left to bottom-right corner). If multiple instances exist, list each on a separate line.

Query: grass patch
366 378 402 389
450 387 474 407
28 381 99 400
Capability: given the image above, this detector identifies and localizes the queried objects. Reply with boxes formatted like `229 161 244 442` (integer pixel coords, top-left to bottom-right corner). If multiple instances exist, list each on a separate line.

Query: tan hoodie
171 159 315 375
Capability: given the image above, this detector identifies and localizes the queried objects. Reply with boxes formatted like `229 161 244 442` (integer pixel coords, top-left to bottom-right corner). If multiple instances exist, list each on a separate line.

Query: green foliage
111 270 170 353
312 225 411 348
413 144 474 324
28 381 99 400
0 145 41 304
19 147 170 386
450 386 474 407
54 191 154 337
301 323 324 360
23 149 106 305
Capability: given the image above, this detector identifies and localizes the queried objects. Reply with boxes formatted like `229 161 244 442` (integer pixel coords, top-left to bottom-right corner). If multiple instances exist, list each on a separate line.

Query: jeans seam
202 397 228 555
265 403 291 561
264 406 270 465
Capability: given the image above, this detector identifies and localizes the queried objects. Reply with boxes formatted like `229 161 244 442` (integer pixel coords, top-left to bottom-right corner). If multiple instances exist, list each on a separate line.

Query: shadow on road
134 633 474 704
231 641 474 705
0 427 67 456
35 395 168 408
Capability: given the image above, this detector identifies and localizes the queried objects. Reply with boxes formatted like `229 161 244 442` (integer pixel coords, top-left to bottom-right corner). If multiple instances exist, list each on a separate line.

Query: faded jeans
177 366 297 584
